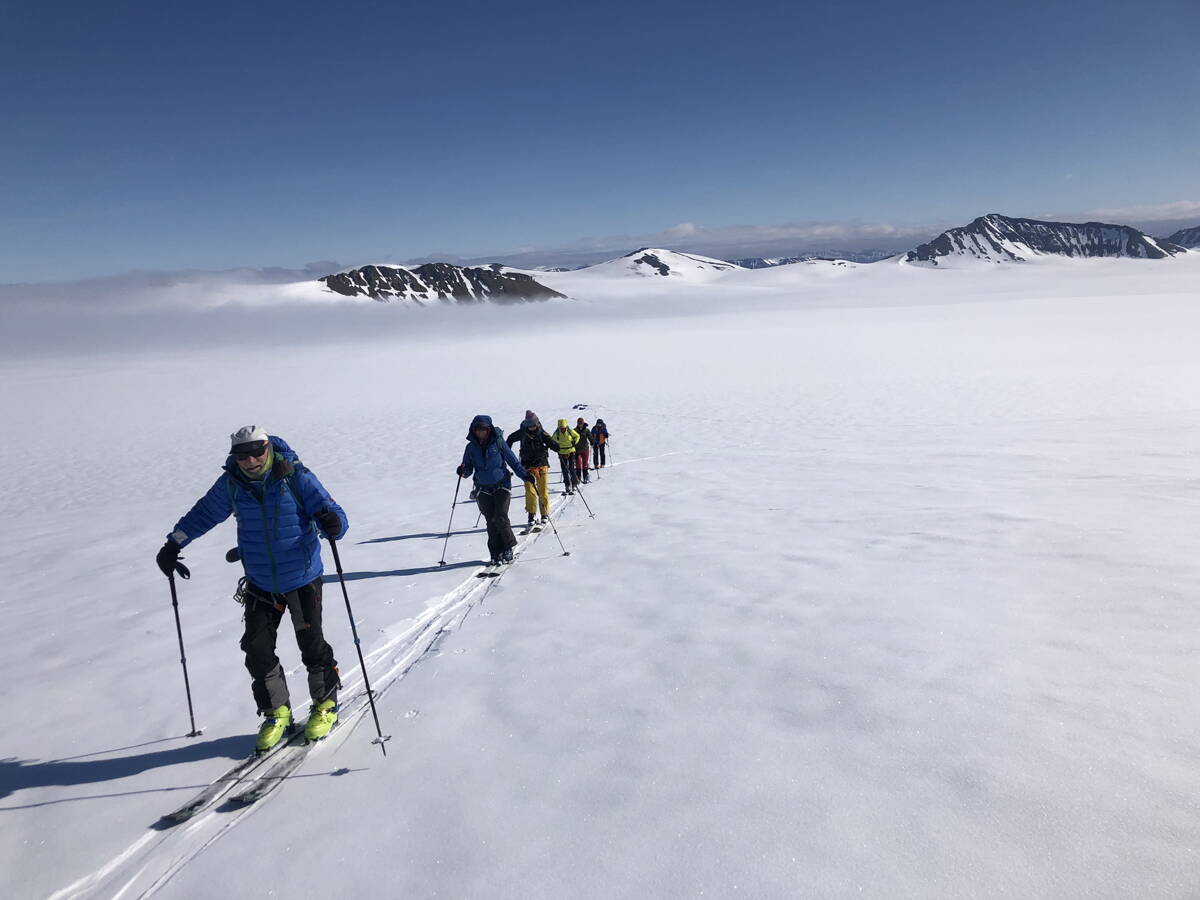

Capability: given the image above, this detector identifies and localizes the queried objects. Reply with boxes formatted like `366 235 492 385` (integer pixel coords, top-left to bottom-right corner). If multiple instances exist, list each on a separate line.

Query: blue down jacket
460 415 529 489
168 436 348 594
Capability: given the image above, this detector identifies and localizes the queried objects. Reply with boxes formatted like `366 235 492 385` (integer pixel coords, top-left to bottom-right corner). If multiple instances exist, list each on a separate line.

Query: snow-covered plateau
2 253 1200 899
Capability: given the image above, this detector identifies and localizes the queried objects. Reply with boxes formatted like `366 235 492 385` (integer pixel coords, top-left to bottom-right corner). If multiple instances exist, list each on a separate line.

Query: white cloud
1082 200 1200 222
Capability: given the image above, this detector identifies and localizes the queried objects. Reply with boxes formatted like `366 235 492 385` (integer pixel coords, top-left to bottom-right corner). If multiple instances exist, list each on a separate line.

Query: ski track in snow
47 496 580 900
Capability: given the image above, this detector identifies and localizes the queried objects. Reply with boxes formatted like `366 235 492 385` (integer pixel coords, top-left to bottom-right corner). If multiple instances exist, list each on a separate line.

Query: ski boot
255 705 293 753
500 548 514 564
304 699 338 741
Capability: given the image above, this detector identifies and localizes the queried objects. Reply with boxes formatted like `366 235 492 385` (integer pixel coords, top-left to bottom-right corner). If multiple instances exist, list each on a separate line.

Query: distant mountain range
905 214 1184 265
730 250 895 267
316 214 1195 303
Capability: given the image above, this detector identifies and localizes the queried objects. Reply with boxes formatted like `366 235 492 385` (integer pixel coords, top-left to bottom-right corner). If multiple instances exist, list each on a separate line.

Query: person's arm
168 474 234 547
458 444 475 479
295 467 348 540
500 438 530 481
506 431 521 448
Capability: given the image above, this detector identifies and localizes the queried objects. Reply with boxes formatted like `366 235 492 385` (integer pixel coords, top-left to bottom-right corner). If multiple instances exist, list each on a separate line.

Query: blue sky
2 0 1197 282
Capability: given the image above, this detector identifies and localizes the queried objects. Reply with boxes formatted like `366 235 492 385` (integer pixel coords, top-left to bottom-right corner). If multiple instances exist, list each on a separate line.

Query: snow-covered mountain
906 214 1183 265
577 247 740 280
319 263 565 303
1164 224 1200 249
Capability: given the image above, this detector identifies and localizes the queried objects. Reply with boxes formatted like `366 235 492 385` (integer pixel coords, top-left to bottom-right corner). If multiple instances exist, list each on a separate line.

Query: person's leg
536 466 550 518
477 491 502 559
292 579 340 707
490 488 517 555
524 476 537 518
240 592 289 713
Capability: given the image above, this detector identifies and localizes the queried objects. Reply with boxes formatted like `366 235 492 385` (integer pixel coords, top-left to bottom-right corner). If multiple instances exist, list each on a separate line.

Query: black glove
523 472 537 484
456 464 465 477
315 509 341 539
156 540 189 579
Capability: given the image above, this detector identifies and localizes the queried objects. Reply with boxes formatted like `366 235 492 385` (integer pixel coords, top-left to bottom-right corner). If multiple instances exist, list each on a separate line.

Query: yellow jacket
551 419 578 456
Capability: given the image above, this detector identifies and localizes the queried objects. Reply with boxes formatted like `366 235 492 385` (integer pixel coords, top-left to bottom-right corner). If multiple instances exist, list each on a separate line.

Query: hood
523 410 543 430
557 419 570 430
467 414 496 442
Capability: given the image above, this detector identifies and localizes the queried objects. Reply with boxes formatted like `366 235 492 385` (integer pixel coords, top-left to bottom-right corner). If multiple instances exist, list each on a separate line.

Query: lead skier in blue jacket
155 426 348 752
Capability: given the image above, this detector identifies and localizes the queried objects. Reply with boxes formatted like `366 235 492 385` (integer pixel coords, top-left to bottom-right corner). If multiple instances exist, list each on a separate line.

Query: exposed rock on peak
319 263 566 303
1164 225 1200 249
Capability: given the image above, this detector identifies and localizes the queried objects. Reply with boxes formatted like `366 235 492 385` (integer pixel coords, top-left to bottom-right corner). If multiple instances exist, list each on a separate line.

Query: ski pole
542 511 571 557
167 566 203 738
328 539 391 757
438 476 462 566
574 480 596 518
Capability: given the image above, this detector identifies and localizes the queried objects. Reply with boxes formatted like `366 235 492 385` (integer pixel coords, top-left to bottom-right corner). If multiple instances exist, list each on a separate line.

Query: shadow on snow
326 560 487 582
358 528 485 545
0 734 247 807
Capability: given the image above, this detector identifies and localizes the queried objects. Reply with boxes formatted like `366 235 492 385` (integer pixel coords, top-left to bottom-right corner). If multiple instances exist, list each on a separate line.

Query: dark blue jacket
168 436 348 594
460 415 529 489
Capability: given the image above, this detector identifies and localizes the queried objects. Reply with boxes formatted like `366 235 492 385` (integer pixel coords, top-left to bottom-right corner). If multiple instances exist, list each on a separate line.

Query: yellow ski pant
523 466 550 516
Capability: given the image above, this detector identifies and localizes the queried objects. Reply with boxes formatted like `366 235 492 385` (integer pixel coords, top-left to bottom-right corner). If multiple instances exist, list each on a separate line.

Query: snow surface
3 256 1200 899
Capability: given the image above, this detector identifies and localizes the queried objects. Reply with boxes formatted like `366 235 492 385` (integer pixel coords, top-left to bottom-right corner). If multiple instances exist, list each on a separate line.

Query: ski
160 727 304 823
476 563 509 578
230 742 314 804
231 717 346 804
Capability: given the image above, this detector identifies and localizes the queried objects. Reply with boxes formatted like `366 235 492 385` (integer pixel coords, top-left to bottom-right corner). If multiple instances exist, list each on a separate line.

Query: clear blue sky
2 0 1197 281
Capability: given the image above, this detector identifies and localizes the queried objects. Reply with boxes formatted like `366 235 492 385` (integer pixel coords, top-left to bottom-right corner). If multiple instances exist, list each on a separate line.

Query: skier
550 418 579 495
155 426 348 753
506 410 558 529
592 418 610 468
574 416 592 484
457 414 535 565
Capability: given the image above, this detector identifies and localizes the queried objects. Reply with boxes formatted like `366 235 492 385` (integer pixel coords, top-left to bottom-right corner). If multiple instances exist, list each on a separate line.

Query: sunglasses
234 442 269 461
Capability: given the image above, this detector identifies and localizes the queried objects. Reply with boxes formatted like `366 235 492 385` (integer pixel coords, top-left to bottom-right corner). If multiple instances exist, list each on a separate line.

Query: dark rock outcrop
1164 225 1200 249
320 263 566 303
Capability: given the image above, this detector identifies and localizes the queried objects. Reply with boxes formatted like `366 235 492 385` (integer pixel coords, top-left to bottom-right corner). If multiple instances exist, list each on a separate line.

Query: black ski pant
475 484 517 560
595 443 607 467
240 577 339 714
558 453 577 490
